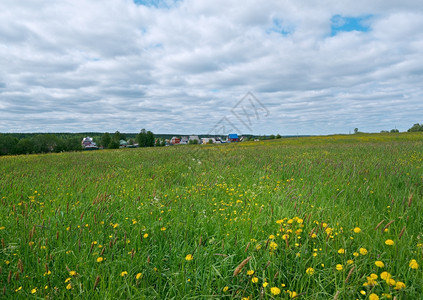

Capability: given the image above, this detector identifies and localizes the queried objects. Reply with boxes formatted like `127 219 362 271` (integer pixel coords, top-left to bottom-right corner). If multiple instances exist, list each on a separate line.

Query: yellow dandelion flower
269 234 275 239
370 273 378 280
69 271 76 276
347 259 354 265
306 267 315 275
97 257 104 263
336 264 343 271
29 241 34 246
143 233 148 238
359 248 368 255
136 273 142 280
263 282 268 287
353 252 359 257
338 248 345 254
121 271 128 277
65 277 71 283
161 227 166 231
66 283 72 290
251 277 258 283
369 293 379 300
385 239 394 246
380 272 391 280
15 286 22 292
270 287 281 295
247 270 254 276
394 281 406 290
0 226 5 230
269 241 278 250
360 290 366 295
375 261 385 268
353 227 361 233
185 254 193 261
409 259 419 269
382 293 392 298
223 286 229 292
31 288 37 294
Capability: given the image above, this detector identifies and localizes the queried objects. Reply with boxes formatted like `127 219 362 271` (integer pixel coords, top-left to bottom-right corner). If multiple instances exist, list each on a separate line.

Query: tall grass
0 133 422 299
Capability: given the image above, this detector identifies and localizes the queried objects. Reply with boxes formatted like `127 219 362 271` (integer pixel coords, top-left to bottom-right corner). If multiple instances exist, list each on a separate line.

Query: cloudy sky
1 0 423 135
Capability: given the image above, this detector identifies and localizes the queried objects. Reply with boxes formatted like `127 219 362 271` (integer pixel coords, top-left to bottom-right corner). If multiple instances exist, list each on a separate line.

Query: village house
170 136 181 145
227 133 240 142
201 137 217 144
81 137 98 150
189 135 200 144
180 136 189 144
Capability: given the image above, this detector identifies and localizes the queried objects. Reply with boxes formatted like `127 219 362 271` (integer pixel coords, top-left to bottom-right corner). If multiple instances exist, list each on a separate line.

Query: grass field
1 133 422 299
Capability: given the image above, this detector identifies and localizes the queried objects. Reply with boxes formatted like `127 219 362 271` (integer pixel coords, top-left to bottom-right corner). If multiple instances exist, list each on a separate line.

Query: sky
1 0 423 135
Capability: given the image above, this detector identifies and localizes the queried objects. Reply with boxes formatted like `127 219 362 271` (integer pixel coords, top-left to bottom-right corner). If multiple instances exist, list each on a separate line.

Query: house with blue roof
228 133 239 142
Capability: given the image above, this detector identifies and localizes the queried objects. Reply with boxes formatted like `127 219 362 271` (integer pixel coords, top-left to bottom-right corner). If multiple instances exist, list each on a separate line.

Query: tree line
0 129 157 156
0 134 82 155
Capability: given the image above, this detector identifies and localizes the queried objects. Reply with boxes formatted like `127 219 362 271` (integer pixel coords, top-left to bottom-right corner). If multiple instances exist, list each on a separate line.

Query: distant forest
1 123 421 156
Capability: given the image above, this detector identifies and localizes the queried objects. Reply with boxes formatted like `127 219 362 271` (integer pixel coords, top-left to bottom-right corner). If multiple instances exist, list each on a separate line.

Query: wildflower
185 254 193 261
269 241 278 251
336 264 343 271
380 272 391 280
297 218 303 224
29 241 34 246
66 283 72 290
161 227 166 231
359 248 368 255
409 259 419 269
143 233 148 238
113 223 119 229
353 252 359 257
360 290 366 295
223 286 229 292
269 234 275 239
338 248 345 254
69 271 77 276
394 281 406 290
44 270 52 276
287 290 298 298
347 260 354 265
136 273 142 280
375 261 385 268
251 277 258 283
97 257 104 263
15 286 22 292
382 293 392 298
247 270 254 276
306 267 315 275
387 278 396 286
369 293 379 300
65 278 71 283
385 239 394 246
353 227 361 233
270 287 281 295
263 282 268 287
121 271 128 277
370 273 378 280
0 226 5 230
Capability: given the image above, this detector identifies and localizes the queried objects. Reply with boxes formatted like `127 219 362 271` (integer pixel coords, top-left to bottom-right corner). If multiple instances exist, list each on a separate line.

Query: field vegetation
0 133 422 299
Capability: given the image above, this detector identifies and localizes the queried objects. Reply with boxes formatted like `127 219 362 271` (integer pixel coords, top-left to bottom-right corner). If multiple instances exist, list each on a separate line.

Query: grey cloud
0 0 422 134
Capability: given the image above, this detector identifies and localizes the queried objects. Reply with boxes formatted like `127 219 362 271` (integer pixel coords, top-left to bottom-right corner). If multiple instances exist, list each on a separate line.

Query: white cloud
0 0 422 134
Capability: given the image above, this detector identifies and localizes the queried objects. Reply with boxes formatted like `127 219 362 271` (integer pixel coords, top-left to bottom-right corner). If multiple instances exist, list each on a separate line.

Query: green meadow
0 133 422 299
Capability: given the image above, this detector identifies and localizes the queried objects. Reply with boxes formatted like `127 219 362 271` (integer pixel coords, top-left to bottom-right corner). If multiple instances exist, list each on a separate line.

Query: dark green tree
146 131 155 147
0 134 18 155
408 123 423 132
137 129 147 147
101 132 112 148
